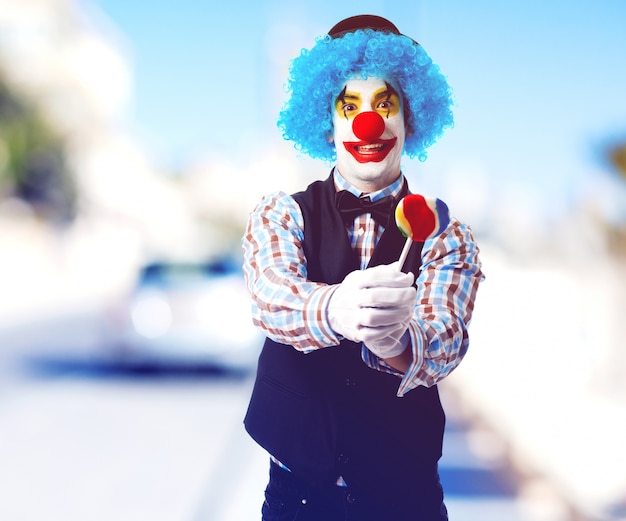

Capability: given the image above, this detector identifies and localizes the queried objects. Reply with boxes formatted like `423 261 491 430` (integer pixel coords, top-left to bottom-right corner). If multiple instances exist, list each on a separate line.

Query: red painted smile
343 137 397 163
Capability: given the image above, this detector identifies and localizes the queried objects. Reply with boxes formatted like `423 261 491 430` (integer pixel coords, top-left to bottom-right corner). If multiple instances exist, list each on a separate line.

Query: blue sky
87 0 626 219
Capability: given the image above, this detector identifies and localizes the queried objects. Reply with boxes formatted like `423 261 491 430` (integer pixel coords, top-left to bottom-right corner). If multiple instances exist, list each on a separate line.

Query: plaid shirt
242 170 484 397
335 172 404 268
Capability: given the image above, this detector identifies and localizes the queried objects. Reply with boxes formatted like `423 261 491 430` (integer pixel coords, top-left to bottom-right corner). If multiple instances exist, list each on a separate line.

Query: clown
242 14 484 521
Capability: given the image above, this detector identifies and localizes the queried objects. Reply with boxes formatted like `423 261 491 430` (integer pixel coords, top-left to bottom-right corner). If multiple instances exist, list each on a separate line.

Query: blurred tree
608 141 626 180
0 76 76 224
603 139 626 257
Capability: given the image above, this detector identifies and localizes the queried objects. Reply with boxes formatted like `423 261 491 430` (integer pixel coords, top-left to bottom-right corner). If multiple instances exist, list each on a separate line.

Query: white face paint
332 77 405 192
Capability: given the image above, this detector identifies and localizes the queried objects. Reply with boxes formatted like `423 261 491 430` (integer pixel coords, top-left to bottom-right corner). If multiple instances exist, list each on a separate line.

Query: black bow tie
335 190 395 227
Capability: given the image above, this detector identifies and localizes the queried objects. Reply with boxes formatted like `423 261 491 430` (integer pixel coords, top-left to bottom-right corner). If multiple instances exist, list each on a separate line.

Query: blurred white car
102 259 263 372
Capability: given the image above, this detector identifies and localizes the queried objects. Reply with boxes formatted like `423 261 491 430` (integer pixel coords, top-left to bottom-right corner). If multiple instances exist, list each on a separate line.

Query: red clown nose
352 111 385 141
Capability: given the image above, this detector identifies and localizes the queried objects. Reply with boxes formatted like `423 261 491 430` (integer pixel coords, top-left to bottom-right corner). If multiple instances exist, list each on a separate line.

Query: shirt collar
333 168 405 202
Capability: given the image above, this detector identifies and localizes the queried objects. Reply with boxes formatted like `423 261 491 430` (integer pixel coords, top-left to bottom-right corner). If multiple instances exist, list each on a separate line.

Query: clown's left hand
364 320 411 359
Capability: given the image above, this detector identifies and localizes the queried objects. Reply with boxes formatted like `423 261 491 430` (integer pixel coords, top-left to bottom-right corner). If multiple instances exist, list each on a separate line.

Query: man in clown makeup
242 14 484 521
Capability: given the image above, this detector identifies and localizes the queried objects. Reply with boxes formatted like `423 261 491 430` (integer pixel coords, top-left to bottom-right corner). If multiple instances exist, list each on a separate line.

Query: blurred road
0 308 565 521
0 310 263 521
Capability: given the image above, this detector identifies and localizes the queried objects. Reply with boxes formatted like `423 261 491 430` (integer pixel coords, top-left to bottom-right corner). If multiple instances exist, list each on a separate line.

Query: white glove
327 262 416 348
365 321 411 359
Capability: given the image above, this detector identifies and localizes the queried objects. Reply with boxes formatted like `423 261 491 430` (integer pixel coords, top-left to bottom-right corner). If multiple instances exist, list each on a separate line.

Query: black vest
244 173 445 496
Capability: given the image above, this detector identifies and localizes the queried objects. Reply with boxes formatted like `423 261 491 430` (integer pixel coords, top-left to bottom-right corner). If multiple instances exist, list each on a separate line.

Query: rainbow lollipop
395 194 450 269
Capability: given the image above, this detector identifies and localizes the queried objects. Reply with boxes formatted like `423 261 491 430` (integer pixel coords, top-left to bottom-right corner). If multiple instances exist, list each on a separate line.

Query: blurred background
0 0 625 520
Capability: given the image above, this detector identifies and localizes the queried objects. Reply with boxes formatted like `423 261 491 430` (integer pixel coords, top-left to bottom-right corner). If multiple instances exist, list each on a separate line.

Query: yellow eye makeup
335 89 361 120
372 86 401 118
334 84 401 120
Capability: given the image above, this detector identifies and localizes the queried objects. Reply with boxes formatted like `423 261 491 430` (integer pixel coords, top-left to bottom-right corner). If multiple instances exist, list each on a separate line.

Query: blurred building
0 0 211 324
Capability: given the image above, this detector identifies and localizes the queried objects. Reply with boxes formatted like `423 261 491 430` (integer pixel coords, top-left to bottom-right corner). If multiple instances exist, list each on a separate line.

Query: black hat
328 15 400 38
328 14 417 44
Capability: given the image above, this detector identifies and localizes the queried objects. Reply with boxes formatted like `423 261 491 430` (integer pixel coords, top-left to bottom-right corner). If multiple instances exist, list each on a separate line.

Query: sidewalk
446 246 626 520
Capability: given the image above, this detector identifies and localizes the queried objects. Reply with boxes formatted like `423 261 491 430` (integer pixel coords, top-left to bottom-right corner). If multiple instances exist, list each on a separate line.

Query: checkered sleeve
241 191 341 352
362 218 485 396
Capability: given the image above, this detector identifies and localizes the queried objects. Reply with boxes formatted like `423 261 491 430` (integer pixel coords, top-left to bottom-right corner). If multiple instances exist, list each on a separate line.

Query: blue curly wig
277 28 454 162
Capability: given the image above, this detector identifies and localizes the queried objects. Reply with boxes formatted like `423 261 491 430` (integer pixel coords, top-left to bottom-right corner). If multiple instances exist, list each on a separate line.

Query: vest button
346 493 357 504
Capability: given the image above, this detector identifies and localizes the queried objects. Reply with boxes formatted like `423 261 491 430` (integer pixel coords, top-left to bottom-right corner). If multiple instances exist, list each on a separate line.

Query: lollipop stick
397 237 413 271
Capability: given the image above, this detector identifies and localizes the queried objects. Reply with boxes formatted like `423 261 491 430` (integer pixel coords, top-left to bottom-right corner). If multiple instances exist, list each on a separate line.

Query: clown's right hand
327 263 416 344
